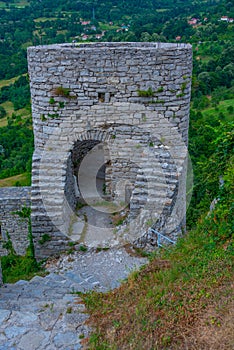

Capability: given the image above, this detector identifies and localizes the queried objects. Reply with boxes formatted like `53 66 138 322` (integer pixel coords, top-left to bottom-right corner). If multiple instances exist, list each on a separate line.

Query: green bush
39 233 51 245
137 87 154 97
0 106 6 119
1 254 40 283
53 86 72 98
0 207 44 283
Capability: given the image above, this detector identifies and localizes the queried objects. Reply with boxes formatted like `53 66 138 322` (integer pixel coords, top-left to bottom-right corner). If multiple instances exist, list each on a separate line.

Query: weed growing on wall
137 87 154 97
0 207 45 283
39 233 51 245
52 86 76 99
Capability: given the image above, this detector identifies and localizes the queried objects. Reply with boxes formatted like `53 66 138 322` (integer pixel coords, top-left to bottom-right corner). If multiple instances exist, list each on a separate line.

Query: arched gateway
27 42 192 259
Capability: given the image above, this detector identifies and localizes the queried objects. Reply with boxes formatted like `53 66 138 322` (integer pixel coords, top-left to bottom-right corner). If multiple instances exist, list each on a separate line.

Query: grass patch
0 116 7 127
0 172 31 187
202 98 234 120
0 101 31 127
0 74 27 89
83 215 233 349
156 8 169 12
111 211 128 226
9 0 29 8
1 254 46 283
99 22 119 31
1 207 46 284
34 17 58 23
79 245 88 252
92 200 124 212
0 2 6 8
0 101 14 117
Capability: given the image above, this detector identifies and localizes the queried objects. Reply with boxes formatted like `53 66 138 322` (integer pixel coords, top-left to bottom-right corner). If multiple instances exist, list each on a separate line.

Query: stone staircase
129 143 180 238
0 247 148 350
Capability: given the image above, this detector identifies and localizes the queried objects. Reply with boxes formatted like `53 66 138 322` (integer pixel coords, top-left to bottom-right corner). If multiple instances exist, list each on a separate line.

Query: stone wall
27 42 192 259
0 187 31 257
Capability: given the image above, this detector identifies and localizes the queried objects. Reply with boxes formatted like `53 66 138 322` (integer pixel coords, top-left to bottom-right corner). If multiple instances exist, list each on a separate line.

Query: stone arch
64 128 112 211
34 115 186 256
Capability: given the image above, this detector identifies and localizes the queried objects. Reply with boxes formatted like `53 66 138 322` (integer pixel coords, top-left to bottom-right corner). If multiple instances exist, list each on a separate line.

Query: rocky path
0 247 148 349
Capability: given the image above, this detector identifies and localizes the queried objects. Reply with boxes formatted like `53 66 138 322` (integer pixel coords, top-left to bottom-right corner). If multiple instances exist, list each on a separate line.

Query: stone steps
0 248 148 349
128 143 180 234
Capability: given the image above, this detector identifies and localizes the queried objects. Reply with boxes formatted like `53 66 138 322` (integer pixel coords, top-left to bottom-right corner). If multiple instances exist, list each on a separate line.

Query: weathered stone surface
0 187 31 257
0 247 147 350
0 42 192 259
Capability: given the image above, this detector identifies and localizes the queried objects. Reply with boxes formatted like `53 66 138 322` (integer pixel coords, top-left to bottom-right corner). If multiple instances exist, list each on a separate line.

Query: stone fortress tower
1 42 192 260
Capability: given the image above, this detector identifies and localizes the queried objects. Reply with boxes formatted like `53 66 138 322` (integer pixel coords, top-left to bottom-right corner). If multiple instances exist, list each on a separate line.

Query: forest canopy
0 0 233 222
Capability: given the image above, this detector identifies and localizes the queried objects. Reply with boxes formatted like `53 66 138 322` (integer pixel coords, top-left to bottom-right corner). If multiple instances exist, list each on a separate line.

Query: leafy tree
0 124 33 179
0 106 6 119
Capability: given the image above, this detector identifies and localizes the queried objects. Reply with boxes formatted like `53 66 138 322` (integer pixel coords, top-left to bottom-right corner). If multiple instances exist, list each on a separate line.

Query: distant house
95 34 103 39
81 34 89 40
188 18 198 25
81 21 91 26
220 16 233 23
220 16 229 21
121 25 129 32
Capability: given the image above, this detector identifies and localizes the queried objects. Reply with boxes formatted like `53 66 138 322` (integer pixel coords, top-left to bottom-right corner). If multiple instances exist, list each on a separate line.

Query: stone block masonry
27 42 192 260
0 187 31 257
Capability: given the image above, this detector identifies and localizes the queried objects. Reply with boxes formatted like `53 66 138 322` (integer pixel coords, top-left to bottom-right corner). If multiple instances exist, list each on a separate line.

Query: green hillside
0 0 233 348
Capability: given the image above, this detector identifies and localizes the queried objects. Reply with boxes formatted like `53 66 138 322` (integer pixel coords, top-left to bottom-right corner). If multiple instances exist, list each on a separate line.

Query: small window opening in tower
98 92 105 103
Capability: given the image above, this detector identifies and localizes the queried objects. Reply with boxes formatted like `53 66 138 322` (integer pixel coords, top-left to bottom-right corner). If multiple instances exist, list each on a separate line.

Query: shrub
53 86 71 98
137 87 154 97
0 207 43 283
0 106 6 119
